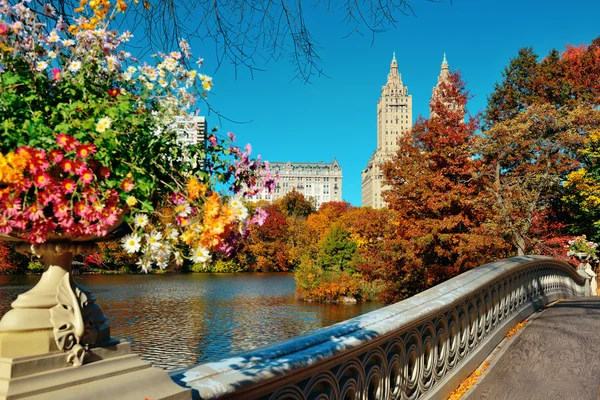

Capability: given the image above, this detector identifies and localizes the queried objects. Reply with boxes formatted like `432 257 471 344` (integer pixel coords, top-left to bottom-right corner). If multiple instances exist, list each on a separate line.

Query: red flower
56 134 78 151
99 166 110 179
61 178 76 193
80 170 94 184
76 143 97 159
33 172 51 188
108 88 121 97
60 159 74 173
49 149 64 163
121 179 134 192
51 68 61 81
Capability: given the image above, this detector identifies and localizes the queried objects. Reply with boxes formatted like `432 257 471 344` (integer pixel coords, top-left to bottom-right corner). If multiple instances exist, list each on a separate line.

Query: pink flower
121 179 134 192
49 149 63 163
0 23 8 35
74 201 91 218
33 172 51 188
31 150 49 172
0 215 13 235
227 132 236 142
54 201 70 219
56 133 70 148
24 204 44 221
76 143 96 159
58 216 75 229
171 192 185 205
82 188 98 202
61 178 76 193
38 189 57 206
60 159 74 173
3 198 21 217
56 134 79 151
51 68 61 81
73 160 87 176
79 169 94 184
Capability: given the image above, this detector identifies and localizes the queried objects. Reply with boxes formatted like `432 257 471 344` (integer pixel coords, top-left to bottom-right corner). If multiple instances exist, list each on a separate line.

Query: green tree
317 223 357 272
482 39 600 253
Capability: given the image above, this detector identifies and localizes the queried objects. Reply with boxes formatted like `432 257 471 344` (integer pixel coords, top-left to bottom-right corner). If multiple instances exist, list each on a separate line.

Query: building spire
387 51 399 82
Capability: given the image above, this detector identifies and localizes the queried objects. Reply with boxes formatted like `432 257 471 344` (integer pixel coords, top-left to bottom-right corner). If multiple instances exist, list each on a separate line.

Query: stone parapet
173 256 588 399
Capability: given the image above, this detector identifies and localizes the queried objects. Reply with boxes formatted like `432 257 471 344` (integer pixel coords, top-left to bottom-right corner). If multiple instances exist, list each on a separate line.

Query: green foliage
317 223 357 272
27 260 45 274
96 241 138 272
190 259 244 273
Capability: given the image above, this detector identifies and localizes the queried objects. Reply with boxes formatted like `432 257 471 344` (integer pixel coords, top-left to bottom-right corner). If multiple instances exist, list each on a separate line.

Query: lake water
0 273 381 370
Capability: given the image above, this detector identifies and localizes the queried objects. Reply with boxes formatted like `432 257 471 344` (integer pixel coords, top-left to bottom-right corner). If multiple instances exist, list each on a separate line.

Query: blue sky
185 0 600 206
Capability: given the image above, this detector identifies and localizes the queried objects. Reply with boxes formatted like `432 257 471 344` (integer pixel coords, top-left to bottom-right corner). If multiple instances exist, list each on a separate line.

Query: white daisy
191 246 211 264
35 61 48 72
145 230 163 249
234 205 249 221
121 233 141 253
173 250 184 265
174 202 192 217
95 116 112 133
229 198 243 209
136 256 152 273
133 213 149 229
68 60 82 72
47 30 60 43
164 223 179 240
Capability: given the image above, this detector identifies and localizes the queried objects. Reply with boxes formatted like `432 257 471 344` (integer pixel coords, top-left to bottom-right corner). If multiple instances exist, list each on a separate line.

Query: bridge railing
171 256 590 400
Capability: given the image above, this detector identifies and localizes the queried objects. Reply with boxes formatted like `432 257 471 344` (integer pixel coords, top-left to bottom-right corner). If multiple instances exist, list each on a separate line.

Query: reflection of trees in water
0 274 380 371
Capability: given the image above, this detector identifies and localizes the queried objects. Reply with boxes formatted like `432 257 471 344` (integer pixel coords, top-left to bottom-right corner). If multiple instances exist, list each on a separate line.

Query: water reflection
0 273 380 370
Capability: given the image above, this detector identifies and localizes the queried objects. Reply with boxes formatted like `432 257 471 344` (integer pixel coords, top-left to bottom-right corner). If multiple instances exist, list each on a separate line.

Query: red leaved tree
380 71 510 303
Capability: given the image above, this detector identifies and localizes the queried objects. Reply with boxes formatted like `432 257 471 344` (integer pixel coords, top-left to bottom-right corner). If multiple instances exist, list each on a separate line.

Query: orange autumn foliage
447 360 490 400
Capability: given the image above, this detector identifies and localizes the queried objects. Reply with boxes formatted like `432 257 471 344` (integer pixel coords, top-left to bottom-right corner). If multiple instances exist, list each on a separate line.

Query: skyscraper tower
362 53 413 209
430 53 457 118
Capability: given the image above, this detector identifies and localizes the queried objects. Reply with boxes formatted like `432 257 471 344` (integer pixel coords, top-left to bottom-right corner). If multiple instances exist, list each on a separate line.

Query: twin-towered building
361 53 451 209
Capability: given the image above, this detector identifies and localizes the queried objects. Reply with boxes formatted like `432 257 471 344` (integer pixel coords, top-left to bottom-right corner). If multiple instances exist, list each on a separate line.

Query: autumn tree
0 242 27 274
276 190 315 220
381 71 510 302
241 204 291 271
481 39 600 253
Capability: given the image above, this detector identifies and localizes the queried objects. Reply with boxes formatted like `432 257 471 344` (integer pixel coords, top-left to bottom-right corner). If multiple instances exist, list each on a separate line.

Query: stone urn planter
0 234 190 400
573 252 598 296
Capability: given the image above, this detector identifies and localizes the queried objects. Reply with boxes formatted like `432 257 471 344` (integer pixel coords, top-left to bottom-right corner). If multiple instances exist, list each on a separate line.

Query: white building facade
245 159 343 209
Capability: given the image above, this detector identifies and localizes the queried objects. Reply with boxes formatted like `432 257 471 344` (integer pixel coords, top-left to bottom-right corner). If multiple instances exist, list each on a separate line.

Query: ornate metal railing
171 256 591 400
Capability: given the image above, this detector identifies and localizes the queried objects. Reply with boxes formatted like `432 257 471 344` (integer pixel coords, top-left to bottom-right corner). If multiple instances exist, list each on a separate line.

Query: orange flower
187 177 207 200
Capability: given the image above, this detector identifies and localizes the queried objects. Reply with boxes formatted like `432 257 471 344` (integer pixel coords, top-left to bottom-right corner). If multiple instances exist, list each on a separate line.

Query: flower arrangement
567 235 598 260
0 0 276 270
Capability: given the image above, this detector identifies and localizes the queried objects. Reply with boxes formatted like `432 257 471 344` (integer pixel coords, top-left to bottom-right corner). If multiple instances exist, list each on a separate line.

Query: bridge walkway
465 297 600 400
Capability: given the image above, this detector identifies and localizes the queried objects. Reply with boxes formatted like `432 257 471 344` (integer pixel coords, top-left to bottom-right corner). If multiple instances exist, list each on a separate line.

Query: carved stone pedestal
0 241 191 399
0 340 190 400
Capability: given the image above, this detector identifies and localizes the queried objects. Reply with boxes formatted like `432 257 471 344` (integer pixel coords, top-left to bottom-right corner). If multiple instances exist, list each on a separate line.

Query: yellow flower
126 196 137 206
